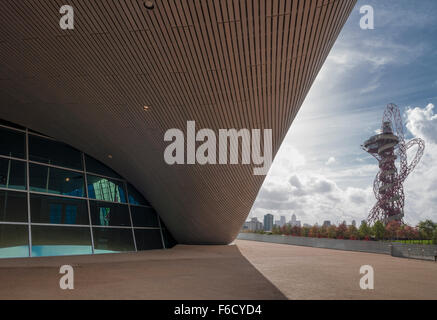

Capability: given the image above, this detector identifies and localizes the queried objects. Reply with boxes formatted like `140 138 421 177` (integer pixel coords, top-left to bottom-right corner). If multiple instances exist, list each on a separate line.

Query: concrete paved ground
236 240 437 300
0 240 436 299
0 244 286 300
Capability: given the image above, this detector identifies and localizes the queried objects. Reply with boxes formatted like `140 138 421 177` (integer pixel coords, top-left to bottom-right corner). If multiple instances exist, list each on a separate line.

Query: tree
372 220 385 240
417 220 436 240
300 226 310 237
319 226 328 238
404 225 420 240
397 224 407 239
336 222 347 239
281 224 291 236
385 220 401 240
327 225 337 238
309 225 320 238
433 229 437 245
272 225 281 235
291 225 301 236
348 225 359 240
358 221 372 240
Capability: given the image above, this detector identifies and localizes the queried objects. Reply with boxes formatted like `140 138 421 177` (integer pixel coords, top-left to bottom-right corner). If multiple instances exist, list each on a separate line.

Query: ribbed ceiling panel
0 0 356 244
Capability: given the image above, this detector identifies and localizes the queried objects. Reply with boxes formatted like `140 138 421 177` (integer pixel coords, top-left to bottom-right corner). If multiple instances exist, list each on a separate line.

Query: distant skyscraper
280 216 286 227
264 214 274 232
244 217 263 232
289 214 301 227
352 220 356 227
323 220 331 227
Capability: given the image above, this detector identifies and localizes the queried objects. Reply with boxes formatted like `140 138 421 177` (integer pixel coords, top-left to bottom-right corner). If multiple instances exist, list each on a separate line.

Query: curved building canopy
0 0 356 244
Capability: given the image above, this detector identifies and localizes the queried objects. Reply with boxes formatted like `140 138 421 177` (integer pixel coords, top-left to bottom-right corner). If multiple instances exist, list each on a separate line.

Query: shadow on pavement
0 244 287 300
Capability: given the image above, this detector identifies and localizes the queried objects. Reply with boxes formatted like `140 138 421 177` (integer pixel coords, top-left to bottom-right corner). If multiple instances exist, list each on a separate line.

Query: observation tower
362 104 424 224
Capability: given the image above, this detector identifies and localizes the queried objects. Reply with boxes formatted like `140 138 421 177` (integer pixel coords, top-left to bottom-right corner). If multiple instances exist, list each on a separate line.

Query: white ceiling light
144 1 154 10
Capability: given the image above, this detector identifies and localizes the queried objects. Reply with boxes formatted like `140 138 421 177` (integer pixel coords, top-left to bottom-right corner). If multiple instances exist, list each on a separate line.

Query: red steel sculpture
362 103 425 224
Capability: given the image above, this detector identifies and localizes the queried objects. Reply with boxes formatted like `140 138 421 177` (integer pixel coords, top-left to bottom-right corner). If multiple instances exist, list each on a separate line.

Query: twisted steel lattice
363 104 425 224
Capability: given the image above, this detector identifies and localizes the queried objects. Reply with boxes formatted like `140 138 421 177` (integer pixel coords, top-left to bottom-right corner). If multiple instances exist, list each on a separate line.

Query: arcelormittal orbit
362 103 424 224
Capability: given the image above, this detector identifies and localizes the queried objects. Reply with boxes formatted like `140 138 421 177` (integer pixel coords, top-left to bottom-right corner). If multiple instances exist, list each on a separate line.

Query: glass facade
0 121 175 259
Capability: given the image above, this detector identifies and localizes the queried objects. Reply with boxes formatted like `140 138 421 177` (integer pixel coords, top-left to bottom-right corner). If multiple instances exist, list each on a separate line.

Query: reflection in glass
127 184 150 206
0 190 28 223
0 224 29 258
85 155 121 179
89 201 130 227
31 225 92 257
131 206 159 227
87 175 126 203
0 120 173 259
30 194 89 225
29 135 82 170
93 228 135 253
134 229 163 251
0 126 25 159
29 163 85 197
0 158 26 190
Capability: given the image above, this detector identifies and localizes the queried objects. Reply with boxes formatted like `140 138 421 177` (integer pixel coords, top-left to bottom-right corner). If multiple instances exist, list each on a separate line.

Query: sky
249 0 437 226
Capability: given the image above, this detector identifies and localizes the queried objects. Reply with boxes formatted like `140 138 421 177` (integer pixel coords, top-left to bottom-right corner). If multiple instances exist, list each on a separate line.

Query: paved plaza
0 240 435 299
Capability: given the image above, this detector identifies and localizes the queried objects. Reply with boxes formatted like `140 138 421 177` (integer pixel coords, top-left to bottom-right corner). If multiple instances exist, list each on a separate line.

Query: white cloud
289 175 303 190
403 103 437 224
406 104 437 143
323 164 378 180
324 37 422 72
360 81 381 95
325 157 336 165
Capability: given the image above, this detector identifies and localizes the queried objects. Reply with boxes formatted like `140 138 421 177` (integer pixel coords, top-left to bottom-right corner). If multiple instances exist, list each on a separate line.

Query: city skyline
245 213 358 228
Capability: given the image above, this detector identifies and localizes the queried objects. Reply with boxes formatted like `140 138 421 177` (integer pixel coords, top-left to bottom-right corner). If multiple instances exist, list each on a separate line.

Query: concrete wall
237 233 391 254
237 233 437 261
391 243 437 261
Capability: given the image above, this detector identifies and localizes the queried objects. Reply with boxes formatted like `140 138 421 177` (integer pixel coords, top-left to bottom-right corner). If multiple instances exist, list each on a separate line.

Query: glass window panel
89 201 130 227
134 229 163 251
28 135 82 170
0 126 25 158
29 163 85 197
0 224 29 258
0 158 26 190
92 228 135 253
0 119 25 130
131 206 158 227
87 175 126 203
85 155 121 179
31 225 92 257
127 184 150 206
0 190 28 223
30 194 89 225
